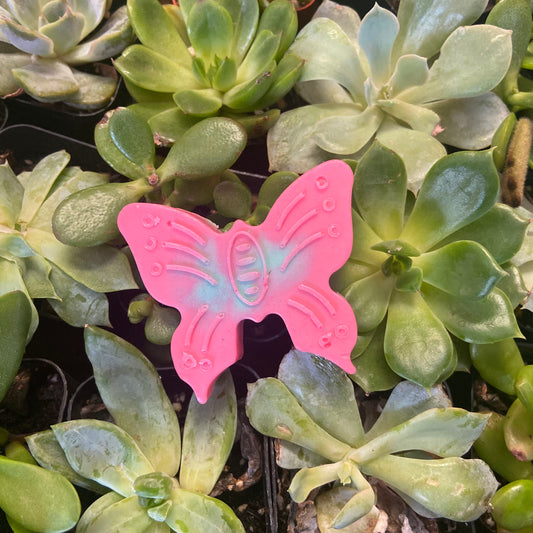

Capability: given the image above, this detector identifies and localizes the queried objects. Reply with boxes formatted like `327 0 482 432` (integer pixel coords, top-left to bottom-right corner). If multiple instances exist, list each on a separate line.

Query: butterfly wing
258 159 357 372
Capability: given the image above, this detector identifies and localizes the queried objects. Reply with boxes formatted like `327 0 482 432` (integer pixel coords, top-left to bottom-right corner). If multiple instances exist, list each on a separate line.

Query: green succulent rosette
0 150 137 339
0 0 134 108
267 0 513 190
331 142 528 392
114 0 303 144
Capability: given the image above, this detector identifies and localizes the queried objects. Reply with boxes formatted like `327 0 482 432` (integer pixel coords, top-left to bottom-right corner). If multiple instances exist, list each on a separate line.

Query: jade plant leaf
0 162 23 227
491 480 533 531
84 326 182 477
504 398 533 461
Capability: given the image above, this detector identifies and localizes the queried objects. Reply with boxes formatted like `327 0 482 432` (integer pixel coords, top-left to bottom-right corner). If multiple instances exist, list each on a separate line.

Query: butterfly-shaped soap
118 159 357 403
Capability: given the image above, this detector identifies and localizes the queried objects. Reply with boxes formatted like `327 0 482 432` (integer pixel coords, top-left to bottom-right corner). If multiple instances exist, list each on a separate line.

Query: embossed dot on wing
142 214 160 228
315 176 328 190
151 262 163 276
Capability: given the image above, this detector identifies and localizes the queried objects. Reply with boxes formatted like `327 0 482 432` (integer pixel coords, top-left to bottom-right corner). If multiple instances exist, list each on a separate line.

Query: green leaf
158 117 247 181
504 398 533 461
70 0 107 37
220 0 259 63
390 54 428 96
400 151 500 252
470 338 525 396
246 378 352 462
257 0 297 59
84 326 181 476
75 492 124 533
415 241 505 299
38 8 85 56
180 370 236 494
0 456 80 532
353 141 406 240
0 17 54 55
213 178 252 219
173 88 223 117
187 0 233 63
0 291 31 401
422 285 522 344
278 349 364 448
515 365 533 414
62 69 118 110
491 480 533 531
385 289 454 388
0 162 23 227
236 29 280 84
349 210 389 266
212 57 237 92
289 462 346 503
18 150 70 226
3 0 41 30
166 487 245 533
17 254 56 299
52 419 154 496
361 455 497 521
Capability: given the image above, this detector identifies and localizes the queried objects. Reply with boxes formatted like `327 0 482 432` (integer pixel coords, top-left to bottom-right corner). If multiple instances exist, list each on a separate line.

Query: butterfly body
118 159 357 403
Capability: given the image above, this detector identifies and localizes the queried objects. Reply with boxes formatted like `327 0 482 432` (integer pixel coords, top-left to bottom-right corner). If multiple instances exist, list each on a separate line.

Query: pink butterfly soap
118 159 357 403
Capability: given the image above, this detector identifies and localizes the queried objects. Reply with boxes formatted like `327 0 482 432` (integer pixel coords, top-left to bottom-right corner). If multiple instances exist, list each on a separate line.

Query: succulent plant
27 326 243 533
0 150 137 340
113 0 304 144
267 0 513 190
331 142 528 392
0 0 134 108
246 349 498 529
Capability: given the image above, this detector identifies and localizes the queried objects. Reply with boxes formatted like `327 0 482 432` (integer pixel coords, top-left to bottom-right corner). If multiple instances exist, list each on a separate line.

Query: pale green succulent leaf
212 56 237 92
62 6 134 64
187 0 233 63
52 419 154 497
4 0 40 30
18 150 70 226
0 15 54 55
504 398 533 461
349 209 386 266
0 161 23 226
290 17 368 103
0 455 80 532
114 44 200 93
358 5 398 86
24 227 137 292
47 265 110 327
390 54 428 96
60 69 117 110
180 370 236 493
84 326 181 476
422 285 522 343
69 0 107 38
429 93 510 150
401 25 512 104
276 440 326 470
385 289 454 388
236 29 280 84
277 349 364 447
394 0 489 60
312 106 383 155
327 486 378 530
166 488 245 533
379 99 439 134
361 455 497 522
147 108 200 147
375 120 447 192
344 271 394 333
498 262 528 309
296 79 353 105
127 0 191 63
312 0 361 43
0 50 30 95
222 61 275 110
414 241 505 299
12 59 79 102
246 377 352 462
330 259 378 293
38 8 84 56
257 0 297 59
400 151 500 251
18 254 56 299
220 0 259 63
289 462 345 503
26 429 107 494
75 492 124 533
173 88 223 117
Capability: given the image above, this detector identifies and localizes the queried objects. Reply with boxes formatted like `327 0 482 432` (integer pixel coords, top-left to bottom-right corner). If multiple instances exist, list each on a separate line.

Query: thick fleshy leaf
491 480 533 531
62 69 117 110
84 326 181 476
401 25 512 104
127 0 191 63
349 210 385 266
246 378 352 462
24 227 137 292
362 455 497 521
236 29 279 84
52 419 154 497
180 370 236 493
353 140 406 240
47 265 110 327
38 8 84 56
379 99 439 134
75 492 124 533
394 0 490 60
18 254 56 299
358 5 398 85
221 0 259 63
69 0 107 38
364 381 450 442
0 16 54 55
504 398 533 461
0 456 80 532
289 461 351 503
12 59 79 101
422 285 522 343
289 17 368 103
0 51 29 95
166 488 245 533
352 408 488 464
18 150 70 226
375 120 446 192
0 161 23 226
0 291 31 401
385 289 454 388
4 0 40 29
414 241 505 299
439 204 528 264
174 87 222 116
400 151 500 251
276 440 326 470
429 93 510 150
114 45 200 93
278 349 364 447
26 429 107 494
390 54 428 96
515 365 533 414
498 262 528 309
